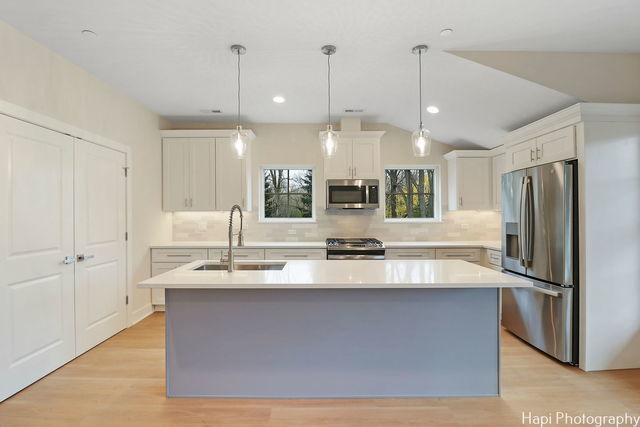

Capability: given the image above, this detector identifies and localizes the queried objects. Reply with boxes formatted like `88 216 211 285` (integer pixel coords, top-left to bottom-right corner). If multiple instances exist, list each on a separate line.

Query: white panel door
189 138 215 210
162 138 190 210
351 139 379 179
74 141 127 355
0 115 76 402
215 138 245 210
323 140 352 179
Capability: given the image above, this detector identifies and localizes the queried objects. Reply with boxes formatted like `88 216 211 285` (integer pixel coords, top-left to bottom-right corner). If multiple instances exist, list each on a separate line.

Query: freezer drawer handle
530 285 561 298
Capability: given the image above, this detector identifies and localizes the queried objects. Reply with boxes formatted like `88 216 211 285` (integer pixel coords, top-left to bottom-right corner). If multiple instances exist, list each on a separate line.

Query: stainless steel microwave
326 179 379 209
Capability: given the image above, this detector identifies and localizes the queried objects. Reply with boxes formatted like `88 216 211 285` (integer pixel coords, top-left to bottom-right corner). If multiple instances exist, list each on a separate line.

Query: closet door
74 140 127 355
0 115 76 402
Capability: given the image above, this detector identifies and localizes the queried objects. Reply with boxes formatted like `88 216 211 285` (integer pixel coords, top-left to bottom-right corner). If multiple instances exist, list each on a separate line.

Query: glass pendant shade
411 128 432 157
320 124 339 158
231 125 249 159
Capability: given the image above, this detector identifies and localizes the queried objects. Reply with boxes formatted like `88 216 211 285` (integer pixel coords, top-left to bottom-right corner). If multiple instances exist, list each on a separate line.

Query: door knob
76 254 95 262
63 256 75 265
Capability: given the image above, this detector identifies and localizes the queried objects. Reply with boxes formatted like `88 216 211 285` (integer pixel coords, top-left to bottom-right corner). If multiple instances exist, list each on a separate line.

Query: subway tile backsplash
172 210 501 242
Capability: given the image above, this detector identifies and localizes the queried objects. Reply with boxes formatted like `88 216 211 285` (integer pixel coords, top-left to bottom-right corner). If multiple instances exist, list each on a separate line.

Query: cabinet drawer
151 248 207 262
386 249 435 260
151 262 185 276
214 248 265 261
435 248 481 262
487 249 502 267
265 248 326 260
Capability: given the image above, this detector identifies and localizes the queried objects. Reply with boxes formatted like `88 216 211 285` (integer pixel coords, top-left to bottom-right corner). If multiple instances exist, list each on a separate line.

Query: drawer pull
397 254 424 258
166 254 192 258
283 254 308 258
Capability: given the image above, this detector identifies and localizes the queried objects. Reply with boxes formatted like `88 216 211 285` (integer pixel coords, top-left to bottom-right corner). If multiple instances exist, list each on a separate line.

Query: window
260 167 315 222
384 166 441 221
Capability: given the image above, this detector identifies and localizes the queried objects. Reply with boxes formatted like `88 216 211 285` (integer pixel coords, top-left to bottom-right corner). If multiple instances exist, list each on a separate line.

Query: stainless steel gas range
325 238 385 260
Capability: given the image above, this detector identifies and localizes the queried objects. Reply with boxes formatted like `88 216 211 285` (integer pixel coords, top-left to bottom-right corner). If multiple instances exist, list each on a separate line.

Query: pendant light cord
237 49 241 127
327 53 331 125
418 50 423 130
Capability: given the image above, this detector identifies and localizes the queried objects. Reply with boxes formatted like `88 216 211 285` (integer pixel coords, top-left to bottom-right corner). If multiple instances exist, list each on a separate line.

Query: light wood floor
1 313 639 427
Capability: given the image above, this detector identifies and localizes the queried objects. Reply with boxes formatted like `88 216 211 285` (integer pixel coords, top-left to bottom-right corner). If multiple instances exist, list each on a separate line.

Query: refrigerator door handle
524 176 534 263
519 177 527 266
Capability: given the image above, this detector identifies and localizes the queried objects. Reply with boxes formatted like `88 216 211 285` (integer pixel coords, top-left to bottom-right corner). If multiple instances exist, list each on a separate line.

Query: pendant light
411 44 432 157
319 45 338 158
230 44 250 159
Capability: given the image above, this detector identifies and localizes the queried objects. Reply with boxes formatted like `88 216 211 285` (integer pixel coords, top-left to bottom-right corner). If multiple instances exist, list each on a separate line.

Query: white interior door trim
0 99 136 327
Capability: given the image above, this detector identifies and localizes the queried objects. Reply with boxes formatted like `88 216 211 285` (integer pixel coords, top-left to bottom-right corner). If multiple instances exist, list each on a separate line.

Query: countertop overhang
139 259 531 289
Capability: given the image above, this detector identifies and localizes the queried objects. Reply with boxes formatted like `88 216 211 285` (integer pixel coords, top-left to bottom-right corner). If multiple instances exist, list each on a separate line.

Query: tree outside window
263 168 313 219
385 168 437 219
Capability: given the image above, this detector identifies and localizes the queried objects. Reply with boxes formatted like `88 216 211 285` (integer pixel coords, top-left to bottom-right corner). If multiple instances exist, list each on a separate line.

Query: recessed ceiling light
439 28 453 37
427 105 440 114
272 96 285 103
81 29 97 37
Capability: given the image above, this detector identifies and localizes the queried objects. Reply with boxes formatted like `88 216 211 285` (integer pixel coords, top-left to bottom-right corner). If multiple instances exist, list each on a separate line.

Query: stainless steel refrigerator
501 160 578 365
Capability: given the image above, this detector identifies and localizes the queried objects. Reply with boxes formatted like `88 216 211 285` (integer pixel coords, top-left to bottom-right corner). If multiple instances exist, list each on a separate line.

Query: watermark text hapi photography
522 412 640 427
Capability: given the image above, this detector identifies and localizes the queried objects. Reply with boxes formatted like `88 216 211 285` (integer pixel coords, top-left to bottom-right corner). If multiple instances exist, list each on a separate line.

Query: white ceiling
1 0 639 148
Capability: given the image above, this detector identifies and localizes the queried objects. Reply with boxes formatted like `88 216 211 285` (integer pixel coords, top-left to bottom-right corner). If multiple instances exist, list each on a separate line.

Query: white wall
0 20 171 321
167 122 501 242
580 120 640 371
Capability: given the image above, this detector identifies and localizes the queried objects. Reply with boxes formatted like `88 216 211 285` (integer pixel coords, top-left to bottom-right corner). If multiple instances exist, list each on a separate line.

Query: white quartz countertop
139 259 529 290
150 240 502 251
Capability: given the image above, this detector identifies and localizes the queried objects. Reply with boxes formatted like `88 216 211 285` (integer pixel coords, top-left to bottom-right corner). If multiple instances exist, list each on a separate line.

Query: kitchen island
139 259 530 398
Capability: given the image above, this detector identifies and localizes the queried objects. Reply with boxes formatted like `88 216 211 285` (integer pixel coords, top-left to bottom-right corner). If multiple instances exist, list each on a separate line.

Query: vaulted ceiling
1 0 639 148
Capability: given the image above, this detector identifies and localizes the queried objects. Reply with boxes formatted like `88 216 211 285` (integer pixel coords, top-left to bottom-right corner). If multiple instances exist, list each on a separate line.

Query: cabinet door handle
184 198 188 207
459 197 463 208
354 167 357 177
348 166 352 177
536 148 541 160
530 149 535 162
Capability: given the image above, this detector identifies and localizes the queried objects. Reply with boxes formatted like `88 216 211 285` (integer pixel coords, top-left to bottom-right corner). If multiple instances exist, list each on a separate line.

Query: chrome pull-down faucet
227 204 244 272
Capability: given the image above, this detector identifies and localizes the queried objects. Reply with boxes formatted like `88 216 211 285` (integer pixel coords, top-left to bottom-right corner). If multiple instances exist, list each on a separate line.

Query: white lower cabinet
215 248 265 261
265 249 326 260
435 248 481 263
385 249 436 260
150 248 208 306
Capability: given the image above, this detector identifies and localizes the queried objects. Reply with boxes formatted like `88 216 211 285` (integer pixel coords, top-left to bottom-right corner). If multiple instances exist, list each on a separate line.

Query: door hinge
126 295 129 305
123 167 129 177
125 231 128 241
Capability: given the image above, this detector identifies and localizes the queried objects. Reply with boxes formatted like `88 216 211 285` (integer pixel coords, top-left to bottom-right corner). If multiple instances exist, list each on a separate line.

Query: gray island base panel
166 288 500 398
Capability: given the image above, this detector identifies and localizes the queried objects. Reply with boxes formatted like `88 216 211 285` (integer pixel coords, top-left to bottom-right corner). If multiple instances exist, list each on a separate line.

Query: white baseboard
129 303 154 326
153 305 166 312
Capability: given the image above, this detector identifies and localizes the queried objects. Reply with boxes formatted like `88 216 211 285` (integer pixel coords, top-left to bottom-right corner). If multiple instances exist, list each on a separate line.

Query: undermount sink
192 262 286 271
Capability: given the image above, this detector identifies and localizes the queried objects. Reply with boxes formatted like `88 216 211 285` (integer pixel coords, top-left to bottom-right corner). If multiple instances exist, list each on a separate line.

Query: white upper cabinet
323 132 384 180
163 138 190 210
504 125 576 172
161 130 254 212
323 140 352 179
351 138 379 179
188 138 216 211
444 152 492 211
215 137 247 210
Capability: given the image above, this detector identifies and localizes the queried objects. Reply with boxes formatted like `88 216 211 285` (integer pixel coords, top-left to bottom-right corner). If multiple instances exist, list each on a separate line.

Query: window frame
383 164 442 223
259 165 316 223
